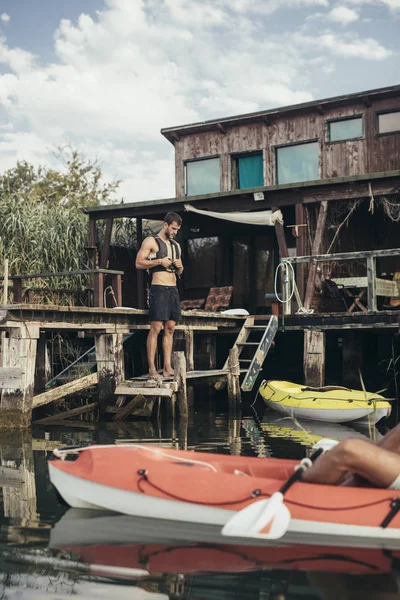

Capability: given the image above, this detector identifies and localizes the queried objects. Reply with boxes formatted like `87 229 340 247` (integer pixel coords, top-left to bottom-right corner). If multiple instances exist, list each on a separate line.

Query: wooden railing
0 268 124 308
283 248 400 314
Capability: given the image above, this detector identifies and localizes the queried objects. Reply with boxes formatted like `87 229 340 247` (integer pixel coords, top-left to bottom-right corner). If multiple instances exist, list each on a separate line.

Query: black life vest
149 236 180 274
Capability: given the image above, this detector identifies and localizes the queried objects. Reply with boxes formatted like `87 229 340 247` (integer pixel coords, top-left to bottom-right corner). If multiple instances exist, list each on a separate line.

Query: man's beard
165 230 171 239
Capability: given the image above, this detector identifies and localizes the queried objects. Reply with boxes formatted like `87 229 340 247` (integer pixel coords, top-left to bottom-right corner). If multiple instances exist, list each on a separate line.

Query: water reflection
0 404 397 599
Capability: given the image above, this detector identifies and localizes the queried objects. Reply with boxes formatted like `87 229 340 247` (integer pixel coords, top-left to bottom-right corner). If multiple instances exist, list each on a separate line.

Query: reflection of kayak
49 444 400 549
50 510 400 576
260 380 391 424
260 416 382 449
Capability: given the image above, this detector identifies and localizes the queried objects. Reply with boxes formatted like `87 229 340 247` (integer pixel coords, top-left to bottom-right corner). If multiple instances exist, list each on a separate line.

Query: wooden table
332 277 398 313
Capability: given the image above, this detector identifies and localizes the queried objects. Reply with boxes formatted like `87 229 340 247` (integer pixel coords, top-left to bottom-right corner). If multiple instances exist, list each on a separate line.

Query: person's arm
173 243 184 275
135 238 172 270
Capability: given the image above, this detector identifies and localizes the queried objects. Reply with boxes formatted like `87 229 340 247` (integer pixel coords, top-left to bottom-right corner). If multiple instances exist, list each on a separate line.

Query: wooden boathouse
1 84 400 427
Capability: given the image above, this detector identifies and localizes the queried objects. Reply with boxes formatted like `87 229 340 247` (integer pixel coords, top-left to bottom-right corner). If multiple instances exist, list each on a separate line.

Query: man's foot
163 369 174 378
148 369 162 380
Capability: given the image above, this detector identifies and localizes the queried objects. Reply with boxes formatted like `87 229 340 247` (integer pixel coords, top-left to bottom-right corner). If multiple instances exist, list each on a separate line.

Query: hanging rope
274 260 314 315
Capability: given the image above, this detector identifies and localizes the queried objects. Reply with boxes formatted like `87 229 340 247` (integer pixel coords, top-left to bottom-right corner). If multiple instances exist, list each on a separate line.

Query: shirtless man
135 212 183 379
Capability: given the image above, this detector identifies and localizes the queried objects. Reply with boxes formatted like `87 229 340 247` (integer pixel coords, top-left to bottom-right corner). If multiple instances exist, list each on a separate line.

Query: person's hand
172 258 183 270
160 257 172 268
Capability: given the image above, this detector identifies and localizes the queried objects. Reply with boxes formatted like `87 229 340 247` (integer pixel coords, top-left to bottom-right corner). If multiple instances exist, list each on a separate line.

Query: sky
0 0 399 203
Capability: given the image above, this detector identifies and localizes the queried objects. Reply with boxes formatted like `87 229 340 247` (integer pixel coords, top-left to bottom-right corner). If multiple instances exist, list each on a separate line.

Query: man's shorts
148 285 182 323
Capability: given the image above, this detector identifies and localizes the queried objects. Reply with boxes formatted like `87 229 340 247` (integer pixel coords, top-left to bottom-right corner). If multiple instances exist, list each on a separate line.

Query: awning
184 204 283 226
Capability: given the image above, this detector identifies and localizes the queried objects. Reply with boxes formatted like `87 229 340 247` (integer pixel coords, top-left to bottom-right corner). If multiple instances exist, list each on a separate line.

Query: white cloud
0 13 10 23
327 6 360 23
0 0 395 201
343 0 400 11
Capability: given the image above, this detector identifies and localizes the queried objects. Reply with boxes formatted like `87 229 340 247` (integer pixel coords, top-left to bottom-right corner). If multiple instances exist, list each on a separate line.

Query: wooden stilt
184 327 194 371
0 324 39 428
174 351 188 419
227 346 241 407
304 330 326 387
94 332 124 409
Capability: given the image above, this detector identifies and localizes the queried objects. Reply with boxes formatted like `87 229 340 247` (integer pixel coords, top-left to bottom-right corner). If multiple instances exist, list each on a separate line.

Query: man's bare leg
302 438 400 488
162 320 176 377
147 321 163 379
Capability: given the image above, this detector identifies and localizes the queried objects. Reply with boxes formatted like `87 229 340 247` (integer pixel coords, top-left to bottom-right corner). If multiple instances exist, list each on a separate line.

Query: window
276 141 319 185
328 117 362 142
235 153 263 189
378 111 400 134
185 158 220 196
185 237 219 289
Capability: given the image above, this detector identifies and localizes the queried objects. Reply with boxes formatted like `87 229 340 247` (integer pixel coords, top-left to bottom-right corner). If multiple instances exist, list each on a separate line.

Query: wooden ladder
218 315 278 392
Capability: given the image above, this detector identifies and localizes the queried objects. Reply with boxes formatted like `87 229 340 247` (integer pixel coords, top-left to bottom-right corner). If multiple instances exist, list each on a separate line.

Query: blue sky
0 0 399 201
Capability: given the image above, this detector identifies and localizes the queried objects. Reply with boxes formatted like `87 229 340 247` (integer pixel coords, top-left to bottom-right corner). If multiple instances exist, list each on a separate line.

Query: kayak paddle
221 444 328 540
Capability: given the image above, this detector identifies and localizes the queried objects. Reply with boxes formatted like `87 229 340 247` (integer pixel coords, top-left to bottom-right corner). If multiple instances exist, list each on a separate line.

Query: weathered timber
33 402 99 424
0 367 22 390
304 201 328 311
174 351 188 419
95 332 124 408
304 330 325 387
0 324 39 428
0 465 22 487
277 309 400 330
100 218 113 270
367 255 377 312
115 385 174 397
227 346 241 407
184 327 194 371
215 316 255 391
241 316 278 392
295 203 306 301
285 248 400 264
112 394 150 421
32 373 98 409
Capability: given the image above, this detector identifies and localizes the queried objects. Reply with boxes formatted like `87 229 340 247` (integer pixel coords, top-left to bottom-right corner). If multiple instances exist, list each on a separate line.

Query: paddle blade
221 493 291 540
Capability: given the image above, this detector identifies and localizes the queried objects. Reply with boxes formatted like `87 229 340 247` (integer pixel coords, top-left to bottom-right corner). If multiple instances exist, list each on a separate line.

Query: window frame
274 138 320 186
231 150 264 190
375 109 400 137
326 114 364 144
184 155 221 196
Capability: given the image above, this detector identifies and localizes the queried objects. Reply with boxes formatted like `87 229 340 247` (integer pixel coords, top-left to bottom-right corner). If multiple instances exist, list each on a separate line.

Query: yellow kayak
259 380 391 424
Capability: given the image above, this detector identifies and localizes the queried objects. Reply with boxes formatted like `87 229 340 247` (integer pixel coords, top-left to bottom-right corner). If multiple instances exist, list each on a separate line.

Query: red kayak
48 444 400 549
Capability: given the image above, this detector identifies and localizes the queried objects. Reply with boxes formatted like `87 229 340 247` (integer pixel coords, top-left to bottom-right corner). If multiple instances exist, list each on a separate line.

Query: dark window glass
185 237 219 289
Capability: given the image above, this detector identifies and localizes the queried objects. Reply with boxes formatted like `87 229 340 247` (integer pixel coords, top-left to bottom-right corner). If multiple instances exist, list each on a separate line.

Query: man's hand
172 258 183 270
160 257 172 268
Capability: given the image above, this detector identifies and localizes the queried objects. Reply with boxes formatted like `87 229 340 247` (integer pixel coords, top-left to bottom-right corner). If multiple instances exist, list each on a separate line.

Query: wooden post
93 272 104 308
99 218 113 269
136 217 145 309
295 204 306 302
13 278 22 303
111 274 122 307
227 346 241 407
173 351 188 419
184 327 194 371
304 201 328 310
86 217 98 307
367 256 377 312
34 332 49 394
0 324 39 428
3 259 9 305
303 330 325 388
94 332 124 410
